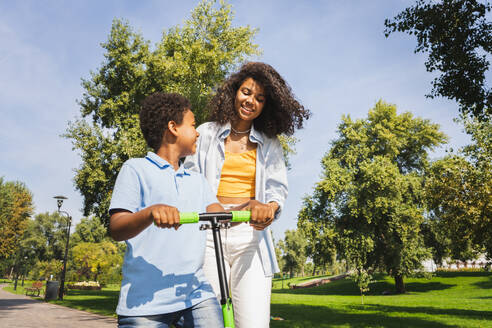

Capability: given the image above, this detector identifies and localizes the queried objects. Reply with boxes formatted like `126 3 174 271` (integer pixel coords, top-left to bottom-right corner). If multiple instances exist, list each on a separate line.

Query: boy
109 92 224 327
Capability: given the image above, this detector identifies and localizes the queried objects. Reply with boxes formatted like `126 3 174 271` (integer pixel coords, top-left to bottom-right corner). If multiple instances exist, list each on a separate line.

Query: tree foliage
425 116 491 260
299 101 447 293
29 259 63 281
70 216 109 245
65 0 260 227
297 194 337 273
279 229 308 277
20 212 69 263
385 0 492 120
0 178 33 259
71 241 122 282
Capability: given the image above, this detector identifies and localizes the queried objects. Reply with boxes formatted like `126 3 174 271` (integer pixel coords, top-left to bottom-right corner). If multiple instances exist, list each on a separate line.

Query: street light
22 256 28 287
53 195 71 300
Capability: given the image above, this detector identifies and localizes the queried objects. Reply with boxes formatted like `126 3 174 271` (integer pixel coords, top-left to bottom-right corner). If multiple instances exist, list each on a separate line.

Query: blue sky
0 0 472 241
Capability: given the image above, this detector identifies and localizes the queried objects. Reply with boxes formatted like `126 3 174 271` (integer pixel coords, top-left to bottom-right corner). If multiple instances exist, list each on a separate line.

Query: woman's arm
250 138 288 230
264 137 288 218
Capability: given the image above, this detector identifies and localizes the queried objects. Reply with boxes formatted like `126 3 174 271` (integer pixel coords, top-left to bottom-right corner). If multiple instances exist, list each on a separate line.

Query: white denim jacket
183 121 288 276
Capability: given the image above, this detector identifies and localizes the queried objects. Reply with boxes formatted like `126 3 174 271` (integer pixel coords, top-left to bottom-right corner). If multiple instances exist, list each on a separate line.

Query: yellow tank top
217 149 256 197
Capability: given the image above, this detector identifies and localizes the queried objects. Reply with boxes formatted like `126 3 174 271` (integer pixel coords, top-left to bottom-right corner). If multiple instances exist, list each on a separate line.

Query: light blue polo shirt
109 152 217 316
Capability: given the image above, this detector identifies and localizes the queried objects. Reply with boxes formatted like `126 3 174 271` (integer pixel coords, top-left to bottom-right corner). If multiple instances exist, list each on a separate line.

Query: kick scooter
179 211 251 328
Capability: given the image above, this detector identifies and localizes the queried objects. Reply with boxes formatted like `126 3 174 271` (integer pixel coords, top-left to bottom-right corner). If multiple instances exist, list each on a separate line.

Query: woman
184 62 310 327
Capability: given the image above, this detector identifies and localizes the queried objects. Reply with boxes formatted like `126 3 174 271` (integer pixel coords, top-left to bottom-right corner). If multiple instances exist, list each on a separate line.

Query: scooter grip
179 212 199 223
231 211 251 222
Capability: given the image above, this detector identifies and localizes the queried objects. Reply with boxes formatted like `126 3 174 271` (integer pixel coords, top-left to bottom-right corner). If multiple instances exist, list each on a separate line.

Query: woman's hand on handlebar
247 200 277 230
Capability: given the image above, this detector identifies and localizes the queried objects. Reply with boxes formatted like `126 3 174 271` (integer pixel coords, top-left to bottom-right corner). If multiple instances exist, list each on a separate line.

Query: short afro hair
140 92 191 151
208 62 311 137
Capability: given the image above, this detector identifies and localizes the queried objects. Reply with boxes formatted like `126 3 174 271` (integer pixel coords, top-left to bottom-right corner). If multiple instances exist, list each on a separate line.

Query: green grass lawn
3 272 491 327
270 271 492 328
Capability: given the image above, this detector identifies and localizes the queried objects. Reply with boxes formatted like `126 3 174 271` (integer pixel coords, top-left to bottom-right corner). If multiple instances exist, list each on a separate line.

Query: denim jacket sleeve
264 137 288 220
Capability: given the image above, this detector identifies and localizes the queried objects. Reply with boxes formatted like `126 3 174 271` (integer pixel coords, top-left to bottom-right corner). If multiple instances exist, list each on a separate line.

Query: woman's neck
231 120 252 133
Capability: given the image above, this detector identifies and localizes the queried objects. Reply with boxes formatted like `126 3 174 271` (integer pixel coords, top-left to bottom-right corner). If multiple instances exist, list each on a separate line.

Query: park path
0 284 117 327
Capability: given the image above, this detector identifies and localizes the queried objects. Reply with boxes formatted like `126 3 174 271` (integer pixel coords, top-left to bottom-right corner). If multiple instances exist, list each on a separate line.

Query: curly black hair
139 92 191 151
208 62 311 137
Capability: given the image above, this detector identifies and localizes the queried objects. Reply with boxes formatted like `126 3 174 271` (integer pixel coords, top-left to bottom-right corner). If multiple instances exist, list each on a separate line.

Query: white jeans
203 223 272 328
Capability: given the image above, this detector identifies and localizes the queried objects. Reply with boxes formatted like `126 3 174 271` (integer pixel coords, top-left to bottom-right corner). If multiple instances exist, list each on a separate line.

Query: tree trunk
312 265 316 276
394 274 405 294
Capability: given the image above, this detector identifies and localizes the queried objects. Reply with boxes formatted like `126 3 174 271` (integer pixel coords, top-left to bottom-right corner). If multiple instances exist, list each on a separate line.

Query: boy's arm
110 204 180 241
109 162 182 241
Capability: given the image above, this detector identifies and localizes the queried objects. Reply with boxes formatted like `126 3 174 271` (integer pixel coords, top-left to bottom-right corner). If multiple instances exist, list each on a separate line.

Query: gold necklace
231 126 251 134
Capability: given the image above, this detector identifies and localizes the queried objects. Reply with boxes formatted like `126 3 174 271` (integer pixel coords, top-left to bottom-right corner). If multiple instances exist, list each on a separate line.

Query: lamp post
22 256 28 287
13 234 20 291
54 195 71 300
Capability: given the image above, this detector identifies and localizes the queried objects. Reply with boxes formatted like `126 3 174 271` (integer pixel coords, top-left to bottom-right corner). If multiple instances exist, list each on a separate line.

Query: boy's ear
167 120 179 137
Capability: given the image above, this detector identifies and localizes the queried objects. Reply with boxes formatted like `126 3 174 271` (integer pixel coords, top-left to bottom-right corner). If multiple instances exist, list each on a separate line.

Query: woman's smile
240 104 254 115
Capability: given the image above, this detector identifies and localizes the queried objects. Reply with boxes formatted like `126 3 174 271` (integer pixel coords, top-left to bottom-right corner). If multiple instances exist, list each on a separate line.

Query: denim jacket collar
217 122 264 146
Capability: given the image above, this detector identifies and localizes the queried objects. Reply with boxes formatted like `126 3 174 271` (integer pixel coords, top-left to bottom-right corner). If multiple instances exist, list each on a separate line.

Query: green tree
461 116 492 256
29 259 63 281
71 241 122 282
384 0 491 120
425 156 481 261
0 178 33 259
420 213 453 266
65 0 260 227
280 229 308 277
297 194 337 275
21 212 68 263
303 101 447 293
71 216 109 245
342 233 374 304
425 116 491 260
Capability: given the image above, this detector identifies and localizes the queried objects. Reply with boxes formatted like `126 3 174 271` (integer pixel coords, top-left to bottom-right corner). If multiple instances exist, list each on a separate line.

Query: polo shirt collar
146 152 171 169
218 122 264 146
145 152 190 176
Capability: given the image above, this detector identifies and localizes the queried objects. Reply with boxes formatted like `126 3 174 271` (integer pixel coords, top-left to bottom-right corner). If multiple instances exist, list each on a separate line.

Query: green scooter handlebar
179 211 251 224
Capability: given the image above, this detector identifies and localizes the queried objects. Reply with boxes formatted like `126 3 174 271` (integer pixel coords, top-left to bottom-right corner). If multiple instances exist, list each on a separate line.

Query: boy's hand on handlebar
149 204 181 230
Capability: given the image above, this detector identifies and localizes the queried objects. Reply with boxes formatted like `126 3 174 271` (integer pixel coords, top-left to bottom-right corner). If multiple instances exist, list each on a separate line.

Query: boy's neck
156 146 182 171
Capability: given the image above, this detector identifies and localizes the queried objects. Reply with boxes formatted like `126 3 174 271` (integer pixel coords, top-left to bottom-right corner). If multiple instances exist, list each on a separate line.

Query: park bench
25 281 43 297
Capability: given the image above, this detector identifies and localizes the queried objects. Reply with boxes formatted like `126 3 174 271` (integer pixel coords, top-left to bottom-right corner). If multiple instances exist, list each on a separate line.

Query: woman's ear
167 120 179 137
